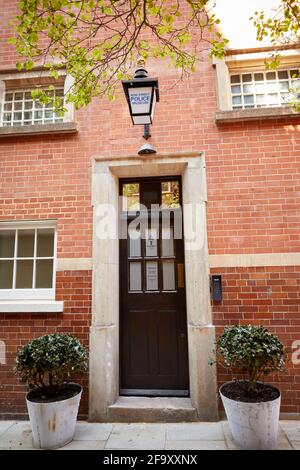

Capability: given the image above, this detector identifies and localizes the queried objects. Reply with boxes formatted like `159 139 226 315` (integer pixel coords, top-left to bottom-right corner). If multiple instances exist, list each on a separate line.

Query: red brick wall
0 0 299 417
211 266 300 414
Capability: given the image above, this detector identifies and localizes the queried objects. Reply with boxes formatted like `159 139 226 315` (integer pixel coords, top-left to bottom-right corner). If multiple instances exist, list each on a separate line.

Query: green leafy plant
215 325 286 394
15 333 88 391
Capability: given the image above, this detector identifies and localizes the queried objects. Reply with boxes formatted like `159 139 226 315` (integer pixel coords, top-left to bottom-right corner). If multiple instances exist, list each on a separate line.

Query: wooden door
120 177 189 396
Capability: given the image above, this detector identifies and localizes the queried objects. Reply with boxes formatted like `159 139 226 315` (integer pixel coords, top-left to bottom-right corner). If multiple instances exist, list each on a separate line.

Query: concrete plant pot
26 383 82 449
220 381 281 450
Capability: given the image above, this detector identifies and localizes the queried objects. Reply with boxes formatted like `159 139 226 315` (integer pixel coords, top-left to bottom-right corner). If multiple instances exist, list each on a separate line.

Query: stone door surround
89 151 218 421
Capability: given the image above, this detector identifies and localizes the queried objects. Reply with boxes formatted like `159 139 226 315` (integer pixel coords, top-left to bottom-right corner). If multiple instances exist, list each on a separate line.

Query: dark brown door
120 177 189 396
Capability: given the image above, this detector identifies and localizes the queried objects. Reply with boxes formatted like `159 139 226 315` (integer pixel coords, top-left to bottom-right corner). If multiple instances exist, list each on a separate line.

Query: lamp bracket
143 124 151 140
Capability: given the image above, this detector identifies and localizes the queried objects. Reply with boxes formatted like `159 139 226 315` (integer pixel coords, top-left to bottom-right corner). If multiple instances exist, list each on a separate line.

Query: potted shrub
215 324 286 450
15 333 88 449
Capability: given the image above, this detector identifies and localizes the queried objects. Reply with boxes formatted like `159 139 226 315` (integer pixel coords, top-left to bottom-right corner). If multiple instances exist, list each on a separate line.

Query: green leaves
215 325 286 393
10 0 228 108
15 333 88 390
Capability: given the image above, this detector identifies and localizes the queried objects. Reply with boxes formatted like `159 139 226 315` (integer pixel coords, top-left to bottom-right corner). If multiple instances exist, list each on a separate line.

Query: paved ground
0 420 299 450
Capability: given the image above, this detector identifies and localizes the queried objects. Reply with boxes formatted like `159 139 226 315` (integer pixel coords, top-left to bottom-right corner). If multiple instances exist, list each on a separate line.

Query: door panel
120 177 189 395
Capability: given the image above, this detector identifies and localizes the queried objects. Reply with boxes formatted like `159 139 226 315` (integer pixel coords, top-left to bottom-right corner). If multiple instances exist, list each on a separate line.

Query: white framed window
0 220 57 300
1 87 64 127
230 68 300 110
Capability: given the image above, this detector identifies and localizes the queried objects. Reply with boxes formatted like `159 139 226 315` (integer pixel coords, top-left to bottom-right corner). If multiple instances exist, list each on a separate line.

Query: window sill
0 300 64 313
0 122 77 137
215 106 300 124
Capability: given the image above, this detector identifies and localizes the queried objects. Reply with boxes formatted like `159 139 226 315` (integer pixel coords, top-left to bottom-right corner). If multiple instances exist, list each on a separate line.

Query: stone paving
0 420 299 450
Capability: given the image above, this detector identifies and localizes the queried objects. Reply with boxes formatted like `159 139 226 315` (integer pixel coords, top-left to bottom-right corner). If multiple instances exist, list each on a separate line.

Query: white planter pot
220 381 281 450
26 383 82 449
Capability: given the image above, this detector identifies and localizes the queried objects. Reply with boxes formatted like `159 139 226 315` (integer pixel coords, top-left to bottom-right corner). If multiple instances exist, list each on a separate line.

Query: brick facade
0 0 299 418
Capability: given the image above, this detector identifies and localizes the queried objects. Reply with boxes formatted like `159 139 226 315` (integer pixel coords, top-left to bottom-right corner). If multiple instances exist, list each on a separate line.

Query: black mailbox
211 275 222 302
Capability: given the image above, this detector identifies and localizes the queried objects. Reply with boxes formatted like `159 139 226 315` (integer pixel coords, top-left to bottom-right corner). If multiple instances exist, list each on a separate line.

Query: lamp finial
137 56 146 68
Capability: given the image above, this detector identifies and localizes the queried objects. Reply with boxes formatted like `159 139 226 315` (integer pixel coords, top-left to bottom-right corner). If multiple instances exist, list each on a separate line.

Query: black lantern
122 61 159 139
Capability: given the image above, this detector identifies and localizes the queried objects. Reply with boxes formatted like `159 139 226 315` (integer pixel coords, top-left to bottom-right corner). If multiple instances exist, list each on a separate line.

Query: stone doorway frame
89 151 218 421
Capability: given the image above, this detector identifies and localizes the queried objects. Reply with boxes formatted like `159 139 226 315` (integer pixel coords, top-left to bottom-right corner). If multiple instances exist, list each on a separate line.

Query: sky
213 0 281 49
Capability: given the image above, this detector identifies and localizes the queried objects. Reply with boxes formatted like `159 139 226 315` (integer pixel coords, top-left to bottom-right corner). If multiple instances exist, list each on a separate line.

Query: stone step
107 397 199 422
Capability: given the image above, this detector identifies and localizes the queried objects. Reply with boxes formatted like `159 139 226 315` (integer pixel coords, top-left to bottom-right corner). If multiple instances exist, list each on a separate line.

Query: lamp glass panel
128 86 152 116
132 115 151 125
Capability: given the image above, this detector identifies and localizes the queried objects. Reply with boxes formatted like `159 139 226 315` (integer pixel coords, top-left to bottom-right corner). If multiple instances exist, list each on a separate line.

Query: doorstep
107 397 199 423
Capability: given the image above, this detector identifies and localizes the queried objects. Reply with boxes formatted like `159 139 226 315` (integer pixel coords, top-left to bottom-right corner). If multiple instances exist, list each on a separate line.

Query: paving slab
165 440 227 450
106 423 166 450
166 422 224 441
59 440 106 450
0 421 17 437
74 422 113 441
290 441 300 450
280 421 300 442
0 422 34 450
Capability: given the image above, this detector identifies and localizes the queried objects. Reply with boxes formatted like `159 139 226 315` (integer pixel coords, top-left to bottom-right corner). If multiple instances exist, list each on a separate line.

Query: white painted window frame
230 67 300 110
0 70 75 127
0 220 57 300
0 87 65 127
213 49 300 112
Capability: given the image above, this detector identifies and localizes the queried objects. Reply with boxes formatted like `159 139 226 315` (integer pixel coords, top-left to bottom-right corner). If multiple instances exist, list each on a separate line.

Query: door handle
177 263 184 288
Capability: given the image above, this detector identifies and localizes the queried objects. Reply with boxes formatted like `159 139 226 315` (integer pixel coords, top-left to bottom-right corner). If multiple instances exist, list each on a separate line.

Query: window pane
13 112 22 121
242 74 252 82
129 228 141 257
278 71 288 80
3 113 12 122
36 229 54 257
14 92 23 100
162 227 174 257
279 81 289 91
17 229 34 257
24 101 33 110
243 84 254 93
231 85 241 94
24 112 32 120
129 262 142 291
254 73 264 81
146 261 158 291
290 69 299 78
256 94 266 105
0 260 13 289
14 102 22 111
4 103 12 111
145 228 158 257
161 181 180 208
122 183 140 211
268 93 278 104
232 95 242 105
16 260 33 288
34 111 43 119
163 260 175 291
36 259 53 288
266 72 276 81
255 82 265 92
244 95 254 104
0 230 15 258
230 75 240 84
